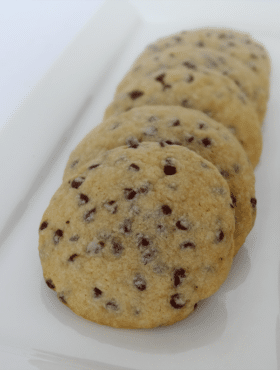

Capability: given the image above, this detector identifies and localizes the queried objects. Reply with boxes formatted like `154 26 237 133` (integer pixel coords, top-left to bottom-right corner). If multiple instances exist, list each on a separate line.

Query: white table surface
1 0 280 131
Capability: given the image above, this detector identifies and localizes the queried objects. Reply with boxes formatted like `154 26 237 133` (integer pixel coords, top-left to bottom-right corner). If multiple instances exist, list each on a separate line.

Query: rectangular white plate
0 1 280 369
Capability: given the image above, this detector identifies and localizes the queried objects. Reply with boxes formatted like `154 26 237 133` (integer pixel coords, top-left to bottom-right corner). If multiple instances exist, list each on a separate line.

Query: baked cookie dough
136 27 270 119
64 106 256 256
39 142 235 328
117 45 268 122
104 66 262 168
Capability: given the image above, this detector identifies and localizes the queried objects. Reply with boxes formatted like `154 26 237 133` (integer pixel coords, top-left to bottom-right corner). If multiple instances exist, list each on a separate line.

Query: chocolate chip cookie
117 44 268 122
104 66 262 168
39 142 235 328
136 27 270 120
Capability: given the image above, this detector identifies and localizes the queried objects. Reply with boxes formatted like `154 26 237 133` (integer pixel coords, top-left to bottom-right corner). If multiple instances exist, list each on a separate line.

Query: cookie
117 45 268 122
64 106 256 255
137 28 270 104
39 142 235 329
104 66 262 168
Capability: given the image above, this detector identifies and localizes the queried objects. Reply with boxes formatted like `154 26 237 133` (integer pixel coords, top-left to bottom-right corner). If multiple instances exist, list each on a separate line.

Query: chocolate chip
234 79 241 87
142 248 157 265
106 300 119 311
138 183 150 195
173 36 182 42
111 122 120 130
201 137 212 147
71 177 85 189
137 235 150 249
165 140 173 145
196 41 204 47
46 279 55 290
183 61 196 70
163 84 171 90
164 165 177 175
164 140 182 146
215 229 225 243
186 74 194 83
129 90 144 100
133 274 147 291
251 197 257 209
233 164 240 173
93 287 102 298
174 268 186 287
159 141 165 147
155 73 165 83
170 293 187 309
250 53 258 59
104 200 118 214
176 220 189 231
205 57 218 69
194 303 198 309
250 64 257 72
198 122 208 129
185 135 194 143
120 218 132 234
69 235 79 242
86 240 104 254
231 193 237 208
111 239 123 256
84 208 96 222
40 221 48 231
126 137 139 149
88 163 100 170
157 224 165 232
162 205 172 215
79 193 89 205
68 253 79 262
180 241 195 250
220 169 229 179
70 159 79 168
59 295 67 304
172 119 180 126
129 163 140 171
66 221 70 224
124 188 137 200
181 99 191 108
53 229 63 244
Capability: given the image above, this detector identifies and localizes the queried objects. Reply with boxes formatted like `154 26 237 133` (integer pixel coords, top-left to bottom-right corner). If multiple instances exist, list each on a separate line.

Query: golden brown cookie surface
105 67 262 168
138 27 271 99
39 143 235 328
117 44 268 122
64 106 256 255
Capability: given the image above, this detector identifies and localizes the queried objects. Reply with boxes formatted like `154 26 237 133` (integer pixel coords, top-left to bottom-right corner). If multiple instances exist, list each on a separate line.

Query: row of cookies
38 28 269 329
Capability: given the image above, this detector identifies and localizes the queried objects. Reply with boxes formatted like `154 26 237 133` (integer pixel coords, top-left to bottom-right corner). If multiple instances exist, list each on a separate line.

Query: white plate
0 1 280 369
